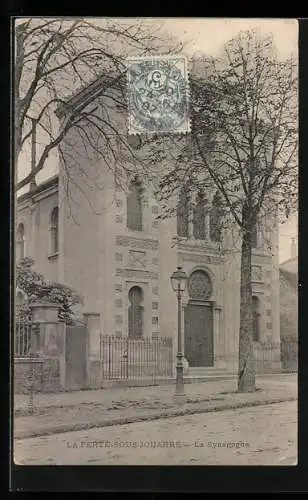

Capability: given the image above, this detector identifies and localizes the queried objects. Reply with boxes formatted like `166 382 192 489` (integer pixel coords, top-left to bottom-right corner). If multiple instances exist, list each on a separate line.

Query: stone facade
279 241 298 340
15 83 281 376
16 170 281 375
16 177 59 283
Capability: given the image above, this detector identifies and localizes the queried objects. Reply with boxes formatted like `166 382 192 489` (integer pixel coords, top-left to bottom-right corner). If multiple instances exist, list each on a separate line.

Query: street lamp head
170 266 187 293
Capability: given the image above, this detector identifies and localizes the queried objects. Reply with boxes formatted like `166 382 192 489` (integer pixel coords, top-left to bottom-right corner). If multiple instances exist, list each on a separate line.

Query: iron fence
15 320 32 357
280 337 298 372
253 339 298 373
253 342 280 373
99 335 173 383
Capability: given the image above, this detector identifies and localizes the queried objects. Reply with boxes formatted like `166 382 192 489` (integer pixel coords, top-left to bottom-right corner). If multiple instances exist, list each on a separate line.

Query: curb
14 373 296 415
13 379 237 417
14 396 297 441
13 377 235 415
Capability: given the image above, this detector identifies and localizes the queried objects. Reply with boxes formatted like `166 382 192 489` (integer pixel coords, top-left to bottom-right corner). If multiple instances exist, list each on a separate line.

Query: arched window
50 207 59 254
193 191 207 240
252 295 260 342
177 185 189 237
188 270 213 301
16 223 25 261
210 191 223 242
127 177 143 231
128 286 143 338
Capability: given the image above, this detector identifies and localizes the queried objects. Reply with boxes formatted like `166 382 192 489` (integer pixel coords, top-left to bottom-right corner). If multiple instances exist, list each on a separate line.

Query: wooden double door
184 301 214 367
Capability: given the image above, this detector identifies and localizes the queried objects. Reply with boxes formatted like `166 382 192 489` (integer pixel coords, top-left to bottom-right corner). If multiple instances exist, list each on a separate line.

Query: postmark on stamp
126 55 190 135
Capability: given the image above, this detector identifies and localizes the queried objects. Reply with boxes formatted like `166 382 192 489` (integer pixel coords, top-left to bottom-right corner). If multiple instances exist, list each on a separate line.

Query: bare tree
14 18 181 194
156 30 297 392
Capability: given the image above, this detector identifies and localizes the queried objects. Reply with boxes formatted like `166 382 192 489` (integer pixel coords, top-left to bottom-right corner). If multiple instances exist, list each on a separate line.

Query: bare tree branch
15 17 181 193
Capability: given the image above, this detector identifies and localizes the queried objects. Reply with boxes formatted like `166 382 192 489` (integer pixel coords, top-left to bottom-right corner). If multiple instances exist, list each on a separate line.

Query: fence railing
280 337 298 372
253 339 298 373
253 342 281 373
99 335 173 383
15 320 32 357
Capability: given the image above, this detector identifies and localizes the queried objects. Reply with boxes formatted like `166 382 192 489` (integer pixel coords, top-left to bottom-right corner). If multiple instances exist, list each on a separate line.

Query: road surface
14 401 297 466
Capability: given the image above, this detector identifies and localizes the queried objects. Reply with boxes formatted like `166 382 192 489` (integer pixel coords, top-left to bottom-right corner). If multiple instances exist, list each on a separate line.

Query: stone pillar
259 293 267 343
30 301 66 391
141 189 150 233
29 198 37 257
83 313 100 358
84 314 99 364
188 194 194 239
271 214 282 371
31 301 59 351
181 291 189 369
83 313 100 388
213 304 225 368
204 213 210 241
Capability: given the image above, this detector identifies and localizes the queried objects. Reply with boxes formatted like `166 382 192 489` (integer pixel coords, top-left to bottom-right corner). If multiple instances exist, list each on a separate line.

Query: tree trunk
237 223 256 393
14 25 24 163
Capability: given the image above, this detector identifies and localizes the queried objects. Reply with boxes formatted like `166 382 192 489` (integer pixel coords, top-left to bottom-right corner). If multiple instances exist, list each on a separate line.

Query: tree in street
155 30 297 392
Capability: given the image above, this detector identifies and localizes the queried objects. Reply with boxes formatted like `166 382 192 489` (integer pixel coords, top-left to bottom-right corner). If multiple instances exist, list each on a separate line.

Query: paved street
14 374 297 440
14 401 297 466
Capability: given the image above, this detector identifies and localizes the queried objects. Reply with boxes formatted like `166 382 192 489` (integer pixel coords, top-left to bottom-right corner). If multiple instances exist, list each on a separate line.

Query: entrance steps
187 367 232 375
185 367 236 381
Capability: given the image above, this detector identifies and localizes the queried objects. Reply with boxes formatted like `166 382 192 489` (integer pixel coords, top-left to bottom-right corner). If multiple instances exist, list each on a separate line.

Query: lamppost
170 266 187 398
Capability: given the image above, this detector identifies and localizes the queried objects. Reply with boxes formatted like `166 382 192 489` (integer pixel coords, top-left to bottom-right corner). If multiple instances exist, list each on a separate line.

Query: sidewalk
14 373 297 440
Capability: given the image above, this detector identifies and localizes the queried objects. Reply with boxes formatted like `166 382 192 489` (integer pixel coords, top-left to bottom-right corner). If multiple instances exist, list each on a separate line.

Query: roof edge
55 71 125 119
280 256 298 267
55 55 211 119
17 175 59 204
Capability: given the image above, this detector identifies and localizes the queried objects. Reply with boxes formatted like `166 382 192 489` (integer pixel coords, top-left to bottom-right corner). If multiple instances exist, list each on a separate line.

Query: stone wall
14 358 44 394
14 357 62 394
14 302 67 394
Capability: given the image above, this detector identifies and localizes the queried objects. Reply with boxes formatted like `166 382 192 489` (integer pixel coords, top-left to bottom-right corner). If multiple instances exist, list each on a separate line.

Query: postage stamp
126 55 190 135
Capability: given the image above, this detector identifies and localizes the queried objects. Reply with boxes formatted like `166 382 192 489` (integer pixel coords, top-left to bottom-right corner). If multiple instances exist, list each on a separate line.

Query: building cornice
56 56 211 120
280 256 298 268
17 175 59 208
55 72 125 119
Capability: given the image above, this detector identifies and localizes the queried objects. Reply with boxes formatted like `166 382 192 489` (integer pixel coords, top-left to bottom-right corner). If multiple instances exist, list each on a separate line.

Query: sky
159 18 299 265
16 18 298 263
160 18 297 59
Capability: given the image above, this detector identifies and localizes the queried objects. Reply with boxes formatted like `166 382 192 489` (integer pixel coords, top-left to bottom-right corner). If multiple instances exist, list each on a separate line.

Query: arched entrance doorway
184 269 214 367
